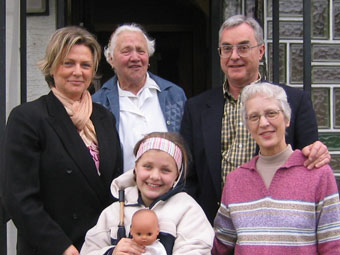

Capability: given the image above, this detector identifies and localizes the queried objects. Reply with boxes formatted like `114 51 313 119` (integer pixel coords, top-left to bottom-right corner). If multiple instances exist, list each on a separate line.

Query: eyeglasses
246 110 282 123
218 44 261 58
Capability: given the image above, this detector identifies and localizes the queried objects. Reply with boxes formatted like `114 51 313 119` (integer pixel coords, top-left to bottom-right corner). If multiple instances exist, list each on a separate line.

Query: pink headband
136 137 182 171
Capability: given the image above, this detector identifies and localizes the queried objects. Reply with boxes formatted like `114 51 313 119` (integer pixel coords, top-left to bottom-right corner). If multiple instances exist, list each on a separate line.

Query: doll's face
130 211 160 246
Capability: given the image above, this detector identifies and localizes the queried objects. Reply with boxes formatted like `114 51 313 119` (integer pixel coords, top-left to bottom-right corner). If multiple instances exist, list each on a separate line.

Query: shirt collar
117 73 161 97
142 72 161 94
223 73 262 99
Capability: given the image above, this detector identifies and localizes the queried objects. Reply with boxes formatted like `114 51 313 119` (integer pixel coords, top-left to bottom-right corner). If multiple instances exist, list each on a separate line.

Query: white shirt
118 74 167 172
142 240 167 255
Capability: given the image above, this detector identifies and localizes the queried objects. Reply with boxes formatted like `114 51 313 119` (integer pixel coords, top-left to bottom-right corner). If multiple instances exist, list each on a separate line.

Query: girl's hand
62 245 79 255
113 238 145 255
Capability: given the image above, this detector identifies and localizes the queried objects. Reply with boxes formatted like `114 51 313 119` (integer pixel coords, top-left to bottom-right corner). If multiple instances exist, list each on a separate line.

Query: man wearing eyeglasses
180 14 330 224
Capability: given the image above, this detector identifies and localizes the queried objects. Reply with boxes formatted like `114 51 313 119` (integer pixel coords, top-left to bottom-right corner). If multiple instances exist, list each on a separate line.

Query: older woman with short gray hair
212 82 340 254
240 82 291 125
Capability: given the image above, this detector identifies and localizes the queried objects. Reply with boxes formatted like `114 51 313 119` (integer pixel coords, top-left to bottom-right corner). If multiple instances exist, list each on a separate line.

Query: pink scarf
51 87 100 173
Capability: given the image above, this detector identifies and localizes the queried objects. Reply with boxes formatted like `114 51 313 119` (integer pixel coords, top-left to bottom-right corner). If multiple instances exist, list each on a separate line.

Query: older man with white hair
93 23 186 172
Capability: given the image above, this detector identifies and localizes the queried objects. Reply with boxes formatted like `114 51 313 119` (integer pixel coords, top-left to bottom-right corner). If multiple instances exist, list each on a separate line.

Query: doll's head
130 209 160 246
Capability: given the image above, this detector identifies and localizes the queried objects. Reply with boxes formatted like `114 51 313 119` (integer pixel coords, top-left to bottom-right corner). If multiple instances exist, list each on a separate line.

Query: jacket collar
101 72 168 131
45 91 110 204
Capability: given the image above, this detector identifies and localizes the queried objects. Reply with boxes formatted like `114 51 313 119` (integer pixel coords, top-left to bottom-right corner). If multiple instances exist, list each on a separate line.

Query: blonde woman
1 26 123 255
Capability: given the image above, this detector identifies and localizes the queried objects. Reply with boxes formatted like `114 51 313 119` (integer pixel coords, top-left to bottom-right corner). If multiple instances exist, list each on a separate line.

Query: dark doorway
66 0 210 98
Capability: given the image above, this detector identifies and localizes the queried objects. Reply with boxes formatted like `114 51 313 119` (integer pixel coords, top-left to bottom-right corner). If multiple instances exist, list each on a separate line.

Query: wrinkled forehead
115 31 147 47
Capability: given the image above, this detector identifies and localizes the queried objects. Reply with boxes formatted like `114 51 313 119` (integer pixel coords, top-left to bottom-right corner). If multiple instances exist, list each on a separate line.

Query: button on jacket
1 92 123 255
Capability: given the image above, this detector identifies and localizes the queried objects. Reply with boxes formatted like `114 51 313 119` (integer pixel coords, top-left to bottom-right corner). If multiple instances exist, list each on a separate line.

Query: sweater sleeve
316 166 340 254
212 179 236 255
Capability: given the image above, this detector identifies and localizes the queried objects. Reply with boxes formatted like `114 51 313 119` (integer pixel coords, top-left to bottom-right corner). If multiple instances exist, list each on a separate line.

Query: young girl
81 132 213 255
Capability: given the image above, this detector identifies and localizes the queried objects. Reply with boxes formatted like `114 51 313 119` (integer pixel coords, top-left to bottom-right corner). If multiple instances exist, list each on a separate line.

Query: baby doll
130 209 167 255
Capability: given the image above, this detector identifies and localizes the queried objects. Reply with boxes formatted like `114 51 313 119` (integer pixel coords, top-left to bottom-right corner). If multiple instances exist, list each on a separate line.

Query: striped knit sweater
212 150 340 255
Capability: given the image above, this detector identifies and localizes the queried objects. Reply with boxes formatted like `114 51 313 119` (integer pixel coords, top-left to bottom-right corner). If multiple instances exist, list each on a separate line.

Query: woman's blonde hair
133 132 191 179
38 26 101 87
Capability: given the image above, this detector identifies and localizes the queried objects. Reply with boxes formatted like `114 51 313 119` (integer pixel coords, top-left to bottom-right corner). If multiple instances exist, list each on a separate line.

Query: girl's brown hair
133 132 191 178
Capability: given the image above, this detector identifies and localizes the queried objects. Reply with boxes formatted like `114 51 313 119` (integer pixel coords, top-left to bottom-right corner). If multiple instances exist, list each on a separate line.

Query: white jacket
80 169 214 255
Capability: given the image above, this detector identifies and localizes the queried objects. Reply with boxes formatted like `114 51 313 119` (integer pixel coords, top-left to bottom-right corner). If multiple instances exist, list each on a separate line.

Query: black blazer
1 92 123 255
180 83 318 224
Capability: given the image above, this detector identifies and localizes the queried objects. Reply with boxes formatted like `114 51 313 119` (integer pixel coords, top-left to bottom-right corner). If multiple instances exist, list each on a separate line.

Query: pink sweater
212 150 340 255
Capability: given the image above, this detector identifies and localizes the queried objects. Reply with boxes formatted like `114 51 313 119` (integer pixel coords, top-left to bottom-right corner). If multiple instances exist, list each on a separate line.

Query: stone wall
6 1 57 254
27 0 56 101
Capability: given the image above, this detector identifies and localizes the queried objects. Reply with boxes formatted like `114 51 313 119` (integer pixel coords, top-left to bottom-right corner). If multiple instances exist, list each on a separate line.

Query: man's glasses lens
218 44 259 58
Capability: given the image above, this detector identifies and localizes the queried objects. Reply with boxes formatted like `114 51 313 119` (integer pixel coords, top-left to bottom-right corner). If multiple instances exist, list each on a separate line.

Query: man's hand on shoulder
302 141 331 169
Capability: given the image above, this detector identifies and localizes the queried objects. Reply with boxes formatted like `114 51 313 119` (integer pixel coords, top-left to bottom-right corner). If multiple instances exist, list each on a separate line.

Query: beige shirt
256 145 294 188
